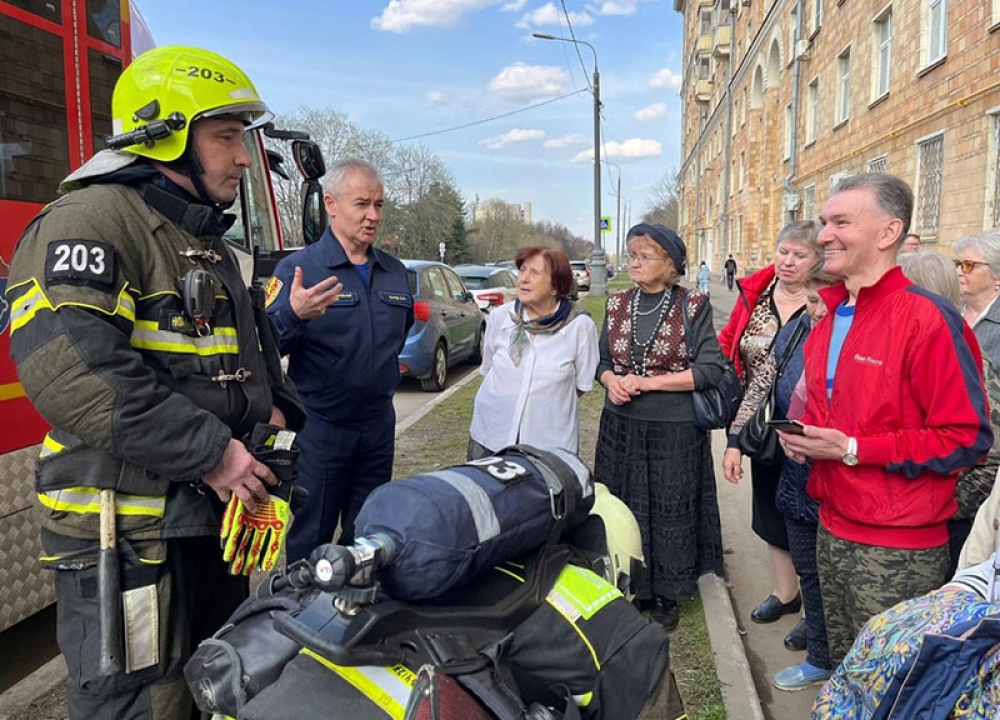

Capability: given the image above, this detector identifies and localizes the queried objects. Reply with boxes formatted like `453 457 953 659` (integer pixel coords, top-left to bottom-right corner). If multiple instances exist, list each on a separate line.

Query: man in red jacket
779 173 992 665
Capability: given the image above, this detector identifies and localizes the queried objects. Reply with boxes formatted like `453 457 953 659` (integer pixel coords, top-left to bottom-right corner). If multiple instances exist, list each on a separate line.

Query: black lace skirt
594 410 725 602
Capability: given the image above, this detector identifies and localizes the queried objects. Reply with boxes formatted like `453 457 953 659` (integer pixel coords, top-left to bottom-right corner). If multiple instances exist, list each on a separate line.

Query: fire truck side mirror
292 140 325 182
300 179 327 246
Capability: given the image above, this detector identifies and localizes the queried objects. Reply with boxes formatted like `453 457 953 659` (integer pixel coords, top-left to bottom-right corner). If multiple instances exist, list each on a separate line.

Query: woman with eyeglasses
718 220 822 645
594 223 727 631
953 231 1000 368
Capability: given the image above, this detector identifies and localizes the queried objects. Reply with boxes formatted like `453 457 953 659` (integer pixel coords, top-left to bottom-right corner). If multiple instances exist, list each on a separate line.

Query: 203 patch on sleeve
45 240 116 289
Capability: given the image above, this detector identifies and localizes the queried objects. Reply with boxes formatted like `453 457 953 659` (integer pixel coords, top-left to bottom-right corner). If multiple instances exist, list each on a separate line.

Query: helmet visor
198 101 274 131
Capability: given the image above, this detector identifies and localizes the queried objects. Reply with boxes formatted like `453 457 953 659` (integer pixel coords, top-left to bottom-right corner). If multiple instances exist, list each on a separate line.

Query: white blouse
470 301 599 454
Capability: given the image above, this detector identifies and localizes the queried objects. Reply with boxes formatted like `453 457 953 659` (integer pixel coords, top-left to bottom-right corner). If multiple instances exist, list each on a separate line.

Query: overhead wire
389 89 587 143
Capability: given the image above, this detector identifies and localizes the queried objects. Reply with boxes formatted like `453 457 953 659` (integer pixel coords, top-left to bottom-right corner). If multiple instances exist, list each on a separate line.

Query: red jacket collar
818 265 911 311
737 264 776 309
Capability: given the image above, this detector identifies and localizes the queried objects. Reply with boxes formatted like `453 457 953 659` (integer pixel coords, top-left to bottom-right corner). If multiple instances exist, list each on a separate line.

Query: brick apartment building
674 0 1000 274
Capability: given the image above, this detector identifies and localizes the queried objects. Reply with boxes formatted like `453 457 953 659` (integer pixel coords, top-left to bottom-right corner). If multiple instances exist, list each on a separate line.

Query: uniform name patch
264 276 282 308
45 240 116 290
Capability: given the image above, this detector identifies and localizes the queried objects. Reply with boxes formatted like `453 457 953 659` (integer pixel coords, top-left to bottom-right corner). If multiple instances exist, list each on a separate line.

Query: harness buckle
211 367 250 388
180 247 222 264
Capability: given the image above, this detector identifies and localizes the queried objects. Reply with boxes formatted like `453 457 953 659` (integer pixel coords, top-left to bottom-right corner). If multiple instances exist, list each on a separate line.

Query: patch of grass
393 377 481 479
671 596 727 720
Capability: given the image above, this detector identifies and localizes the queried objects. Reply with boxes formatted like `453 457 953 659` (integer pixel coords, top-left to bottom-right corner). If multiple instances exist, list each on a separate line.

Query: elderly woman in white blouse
468 246 598 459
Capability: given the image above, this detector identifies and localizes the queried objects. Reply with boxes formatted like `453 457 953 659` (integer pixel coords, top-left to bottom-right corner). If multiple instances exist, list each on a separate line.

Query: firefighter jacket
5 178 305 550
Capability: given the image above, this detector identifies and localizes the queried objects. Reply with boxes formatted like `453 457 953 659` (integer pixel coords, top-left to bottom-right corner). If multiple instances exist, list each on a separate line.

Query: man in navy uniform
265 158 413 563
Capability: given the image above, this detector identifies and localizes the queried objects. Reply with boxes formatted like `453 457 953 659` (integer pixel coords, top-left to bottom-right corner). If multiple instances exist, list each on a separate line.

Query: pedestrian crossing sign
601 216 611 232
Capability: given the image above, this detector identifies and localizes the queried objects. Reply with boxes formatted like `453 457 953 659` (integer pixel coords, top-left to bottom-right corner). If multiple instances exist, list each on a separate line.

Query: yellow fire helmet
110 45 273 162
590 482 646 601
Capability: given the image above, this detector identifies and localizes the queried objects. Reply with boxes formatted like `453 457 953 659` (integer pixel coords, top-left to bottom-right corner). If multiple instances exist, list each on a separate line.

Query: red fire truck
0 0 322 633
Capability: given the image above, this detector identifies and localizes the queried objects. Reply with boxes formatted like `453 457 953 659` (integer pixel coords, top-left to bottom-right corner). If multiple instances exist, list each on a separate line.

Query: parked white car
570 260 591 292
454 265 518 312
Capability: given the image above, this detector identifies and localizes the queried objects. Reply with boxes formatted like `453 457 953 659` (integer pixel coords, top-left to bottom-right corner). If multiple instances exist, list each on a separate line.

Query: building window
807 78 819 143
837 48 851 124
990 114 1000 228
830 170 851 194
803 185 816 220
868 154 887 173
698 56 712 80
742 86 748 125
926 0 947 65
813 0 823 33
739 151 746 189
784 102 793 160
874 8 892 99
700 8 713 35
917 133 944 237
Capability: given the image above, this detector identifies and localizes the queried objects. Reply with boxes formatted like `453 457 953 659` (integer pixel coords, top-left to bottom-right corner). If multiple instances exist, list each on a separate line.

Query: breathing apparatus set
185 446 671 720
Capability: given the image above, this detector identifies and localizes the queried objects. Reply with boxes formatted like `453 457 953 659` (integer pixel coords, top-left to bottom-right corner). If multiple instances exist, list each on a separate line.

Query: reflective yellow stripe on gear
131 321 239 355
9 280 135 334
38 488 166 517
9 280 54 334
39 432 67 458
300 648 415 719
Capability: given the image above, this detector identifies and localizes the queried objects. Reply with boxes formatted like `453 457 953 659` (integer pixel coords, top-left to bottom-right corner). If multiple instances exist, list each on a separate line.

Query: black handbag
737 319 808 465
681 290 744 431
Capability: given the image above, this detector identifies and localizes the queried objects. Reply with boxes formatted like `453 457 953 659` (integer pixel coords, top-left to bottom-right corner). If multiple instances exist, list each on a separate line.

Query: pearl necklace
774 282 807 304
630 288 673 376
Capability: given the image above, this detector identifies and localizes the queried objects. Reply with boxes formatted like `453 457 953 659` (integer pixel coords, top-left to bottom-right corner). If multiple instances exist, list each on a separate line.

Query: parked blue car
399 260 484 392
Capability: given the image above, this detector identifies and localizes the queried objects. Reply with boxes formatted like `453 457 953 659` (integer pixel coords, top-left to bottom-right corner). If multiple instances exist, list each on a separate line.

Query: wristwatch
842 437 859 466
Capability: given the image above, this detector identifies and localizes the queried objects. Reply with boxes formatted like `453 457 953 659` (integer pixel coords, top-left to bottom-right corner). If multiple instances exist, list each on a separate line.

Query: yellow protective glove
220 492 291 576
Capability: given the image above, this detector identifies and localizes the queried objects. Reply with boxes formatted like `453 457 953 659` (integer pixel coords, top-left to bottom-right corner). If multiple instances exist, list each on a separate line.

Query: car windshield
571 262 587 270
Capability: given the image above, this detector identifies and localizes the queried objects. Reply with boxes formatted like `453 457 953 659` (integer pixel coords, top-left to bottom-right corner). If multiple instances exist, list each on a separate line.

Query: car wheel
421 342 448 392
468 323 485 365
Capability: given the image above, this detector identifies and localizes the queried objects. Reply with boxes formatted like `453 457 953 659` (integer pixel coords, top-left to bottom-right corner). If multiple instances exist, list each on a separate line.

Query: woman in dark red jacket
718 221 822 643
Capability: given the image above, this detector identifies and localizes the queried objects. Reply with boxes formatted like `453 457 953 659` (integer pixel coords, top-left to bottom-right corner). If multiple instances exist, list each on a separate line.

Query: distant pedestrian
724 254 738 291
594 223 728 632
468 246 598 458
779 173 992 666
697 260 711 294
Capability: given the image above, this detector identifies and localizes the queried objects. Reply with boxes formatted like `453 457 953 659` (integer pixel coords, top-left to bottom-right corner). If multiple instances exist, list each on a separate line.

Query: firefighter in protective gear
589 483 645 601
4 46 303 720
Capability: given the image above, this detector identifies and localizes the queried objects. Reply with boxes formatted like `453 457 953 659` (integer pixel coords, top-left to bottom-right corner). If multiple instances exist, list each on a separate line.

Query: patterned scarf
508 298 588 366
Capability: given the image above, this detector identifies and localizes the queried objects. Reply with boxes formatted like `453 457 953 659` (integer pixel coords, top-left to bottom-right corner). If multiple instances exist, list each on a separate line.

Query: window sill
917 55 947 78
809 26 821 41
804 139 816 149
991 20 1000 34
868 92 889 110
833 118 849 131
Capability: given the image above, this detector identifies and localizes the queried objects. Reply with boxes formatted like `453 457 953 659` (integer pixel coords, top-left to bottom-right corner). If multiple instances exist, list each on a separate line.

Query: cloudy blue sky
139 0 685 241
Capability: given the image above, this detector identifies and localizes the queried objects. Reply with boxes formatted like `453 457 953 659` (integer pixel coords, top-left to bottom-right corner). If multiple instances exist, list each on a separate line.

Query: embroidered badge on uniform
44 239 116 290
264 276 282 308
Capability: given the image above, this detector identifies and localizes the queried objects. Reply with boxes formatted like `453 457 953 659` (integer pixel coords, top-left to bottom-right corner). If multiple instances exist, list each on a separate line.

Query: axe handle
97 489 124 676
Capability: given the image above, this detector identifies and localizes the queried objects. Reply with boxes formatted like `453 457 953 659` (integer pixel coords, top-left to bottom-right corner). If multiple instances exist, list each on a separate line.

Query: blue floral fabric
811 589 1000 719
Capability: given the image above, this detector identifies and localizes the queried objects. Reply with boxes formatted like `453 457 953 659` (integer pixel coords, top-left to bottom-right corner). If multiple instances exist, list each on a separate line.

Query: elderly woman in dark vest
594 223 727 631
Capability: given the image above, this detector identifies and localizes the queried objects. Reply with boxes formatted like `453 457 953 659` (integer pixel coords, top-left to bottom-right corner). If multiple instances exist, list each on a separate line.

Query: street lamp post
533 32 606 295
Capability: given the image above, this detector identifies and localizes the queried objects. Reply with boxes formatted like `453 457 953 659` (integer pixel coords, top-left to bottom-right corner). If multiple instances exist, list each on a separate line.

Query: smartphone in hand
767 419 806 435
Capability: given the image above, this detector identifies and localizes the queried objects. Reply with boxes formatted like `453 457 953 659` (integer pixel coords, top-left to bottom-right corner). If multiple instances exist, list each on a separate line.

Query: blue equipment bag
355 446 594 602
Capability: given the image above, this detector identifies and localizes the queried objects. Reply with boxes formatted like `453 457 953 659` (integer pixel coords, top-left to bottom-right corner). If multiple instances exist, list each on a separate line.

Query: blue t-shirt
826 303 855 400
354 261 371 289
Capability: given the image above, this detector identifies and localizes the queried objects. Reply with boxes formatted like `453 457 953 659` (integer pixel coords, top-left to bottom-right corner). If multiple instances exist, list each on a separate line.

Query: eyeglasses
627 253 663 265
954 259 991 274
